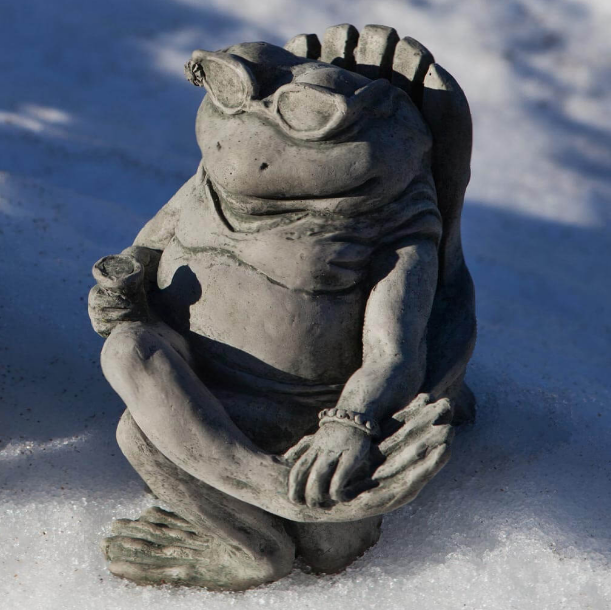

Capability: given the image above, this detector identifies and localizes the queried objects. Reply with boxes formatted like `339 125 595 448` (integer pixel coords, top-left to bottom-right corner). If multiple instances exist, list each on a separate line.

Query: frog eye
275 84 346 136
185 50 258 114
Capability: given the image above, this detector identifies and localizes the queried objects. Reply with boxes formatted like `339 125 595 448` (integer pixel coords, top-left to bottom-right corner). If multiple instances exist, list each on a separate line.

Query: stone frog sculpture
88 24 476 591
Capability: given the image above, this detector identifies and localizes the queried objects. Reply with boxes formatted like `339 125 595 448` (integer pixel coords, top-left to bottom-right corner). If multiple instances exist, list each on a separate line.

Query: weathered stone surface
320 23 359 69
284 33 321 59
353 24 400 80
392 36 435 108
88 24 476 591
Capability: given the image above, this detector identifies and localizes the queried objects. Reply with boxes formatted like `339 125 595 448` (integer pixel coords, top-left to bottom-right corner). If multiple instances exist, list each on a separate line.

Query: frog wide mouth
257 177 380 204
210 175 387 218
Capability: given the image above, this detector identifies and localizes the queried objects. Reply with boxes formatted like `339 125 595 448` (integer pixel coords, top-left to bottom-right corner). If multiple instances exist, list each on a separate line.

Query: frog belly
156 239 365 385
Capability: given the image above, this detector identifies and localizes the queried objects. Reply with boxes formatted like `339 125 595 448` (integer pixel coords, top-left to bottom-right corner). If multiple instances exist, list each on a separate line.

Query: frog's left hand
284 422 372 507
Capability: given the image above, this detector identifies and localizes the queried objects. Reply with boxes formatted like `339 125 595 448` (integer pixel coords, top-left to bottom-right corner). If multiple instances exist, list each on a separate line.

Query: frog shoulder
133 174 199 250
169 174 201 215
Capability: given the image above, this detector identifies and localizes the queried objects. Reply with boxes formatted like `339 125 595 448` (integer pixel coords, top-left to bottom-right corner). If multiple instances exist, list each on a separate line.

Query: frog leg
103 409 295 591
100 320 293 515
106 412 382 583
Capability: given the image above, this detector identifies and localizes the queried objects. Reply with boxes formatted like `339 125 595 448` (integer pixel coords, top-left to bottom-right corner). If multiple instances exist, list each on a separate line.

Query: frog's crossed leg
103 410 296 591
102 406 383 588
101 350 450 589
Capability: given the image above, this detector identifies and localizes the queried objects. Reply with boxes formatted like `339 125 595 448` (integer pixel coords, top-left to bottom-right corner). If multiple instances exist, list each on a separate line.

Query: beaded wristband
318 408 381 439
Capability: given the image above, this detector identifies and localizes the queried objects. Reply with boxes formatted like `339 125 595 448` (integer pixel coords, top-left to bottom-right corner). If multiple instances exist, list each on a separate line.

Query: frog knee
101 322 161 375
100 323 165 394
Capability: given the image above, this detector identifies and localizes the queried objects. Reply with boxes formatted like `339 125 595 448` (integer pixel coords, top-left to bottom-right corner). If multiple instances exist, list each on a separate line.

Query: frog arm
289 23 476 407
334 237 439 422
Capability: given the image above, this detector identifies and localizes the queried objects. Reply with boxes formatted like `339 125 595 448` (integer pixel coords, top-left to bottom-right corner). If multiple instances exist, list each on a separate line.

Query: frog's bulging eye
271 80 398 141
275 85 346 134
202 60 248 110
186 50 258 114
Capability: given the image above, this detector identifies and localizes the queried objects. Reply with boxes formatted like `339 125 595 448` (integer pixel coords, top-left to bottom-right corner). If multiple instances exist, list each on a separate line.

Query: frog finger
288 450 317 505
389 393 433 424
284 33 321 60
88 284 132 310
354 24 400 81
385 443 452 510
320 23 359 70
304 453 340 507
378 398 452 457
329 451 360 503
391 37 435 108
374 425 454 480
357 441 451 513
91 310 143 337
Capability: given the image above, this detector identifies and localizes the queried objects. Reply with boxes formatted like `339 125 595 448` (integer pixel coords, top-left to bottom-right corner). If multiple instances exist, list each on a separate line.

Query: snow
1 0 610 608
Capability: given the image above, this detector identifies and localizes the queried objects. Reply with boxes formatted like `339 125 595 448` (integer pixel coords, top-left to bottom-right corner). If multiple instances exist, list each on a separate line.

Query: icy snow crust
1 0 610 608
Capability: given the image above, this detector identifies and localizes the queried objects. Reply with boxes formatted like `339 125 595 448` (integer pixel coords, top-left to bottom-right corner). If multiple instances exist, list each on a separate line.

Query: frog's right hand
88 254 150 338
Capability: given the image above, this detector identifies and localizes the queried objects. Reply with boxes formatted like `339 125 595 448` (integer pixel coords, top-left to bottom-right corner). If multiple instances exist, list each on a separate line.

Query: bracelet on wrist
318 408 381 439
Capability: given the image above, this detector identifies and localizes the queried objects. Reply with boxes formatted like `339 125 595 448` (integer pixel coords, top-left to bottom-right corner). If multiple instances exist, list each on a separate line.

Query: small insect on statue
88 24 476 590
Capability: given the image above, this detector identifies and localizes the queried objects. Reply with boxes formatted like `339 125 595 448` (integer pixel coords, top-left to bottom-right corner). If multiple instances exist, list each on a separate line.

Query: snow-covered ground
1 0 610 608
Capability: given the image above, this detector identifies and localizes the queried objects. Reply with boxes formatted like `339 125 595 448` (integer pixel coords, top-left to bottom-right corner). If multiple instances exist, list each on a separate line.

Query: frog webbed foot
102 505 294 591
102 507 218 588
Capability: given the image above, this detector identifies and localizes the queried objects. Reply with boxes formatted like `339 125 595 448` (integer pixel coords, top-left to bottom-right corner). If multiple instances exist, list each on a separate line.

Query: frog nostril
259 162 269 171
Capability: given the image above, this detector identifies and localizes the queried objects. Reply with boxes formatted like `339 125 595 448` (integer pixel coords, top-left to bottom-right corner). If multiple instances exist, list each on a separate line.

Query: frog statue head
186 42 433 217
